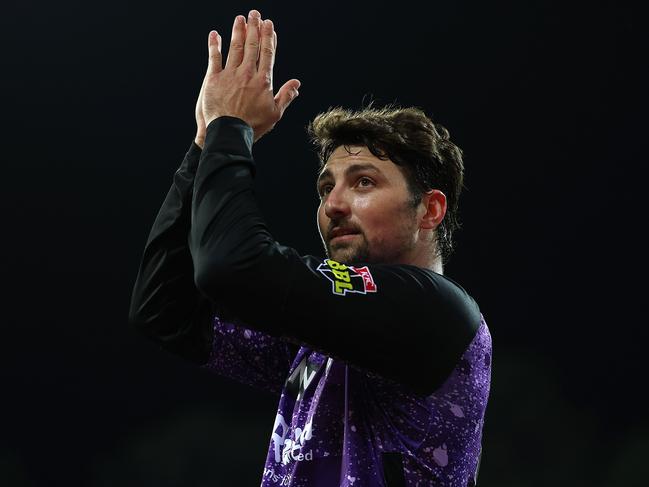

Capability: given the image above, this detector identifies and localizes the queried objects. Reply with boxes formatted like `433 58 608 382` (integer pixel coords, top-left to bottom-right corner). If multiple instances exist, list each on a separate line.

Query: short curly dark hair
306 102 465 265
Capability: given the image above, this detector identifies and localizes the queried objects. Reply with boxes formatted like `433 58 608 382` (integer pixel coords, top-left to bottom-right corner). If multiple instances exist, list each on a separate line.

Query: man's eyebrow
316 163 383 188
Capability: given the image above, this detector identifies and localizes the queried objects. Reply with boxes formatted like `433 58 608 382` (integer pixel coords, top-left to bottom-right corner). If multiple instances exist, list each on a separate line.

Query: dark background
3 0 647 485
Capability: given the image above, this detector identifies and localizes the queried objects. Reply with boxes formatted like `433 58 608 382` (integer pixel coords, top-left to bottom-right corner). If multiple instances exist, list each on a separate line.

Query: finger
242 10 262 68
256 21 264 71
274 79 301 115
207 30 222 75
225 15 247 69
261 27 276 73
258 19 275 79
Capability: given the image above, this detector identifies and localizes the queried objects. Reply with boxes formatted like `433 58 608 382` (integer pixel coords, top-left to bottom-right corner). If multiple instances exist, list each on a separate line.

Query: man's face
316 145 421 265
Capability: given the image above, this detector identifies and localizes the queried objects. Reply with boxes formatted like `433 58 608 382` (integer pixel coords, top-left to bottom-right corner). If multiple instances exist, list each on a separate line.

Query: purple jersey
201 315 491 486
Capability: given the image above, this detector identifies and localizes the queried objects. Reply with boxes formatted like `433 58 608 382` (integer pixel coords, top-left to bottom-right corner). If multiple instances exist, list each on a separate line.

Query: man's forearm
190 116 260 285
129 141 214 363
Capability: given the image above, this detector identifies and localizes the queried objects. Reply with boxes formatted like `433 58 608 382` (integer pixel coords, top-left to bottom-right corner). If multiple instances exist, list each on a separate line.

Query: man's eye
319 185 333 196
357 177 374 188
319 178 373 197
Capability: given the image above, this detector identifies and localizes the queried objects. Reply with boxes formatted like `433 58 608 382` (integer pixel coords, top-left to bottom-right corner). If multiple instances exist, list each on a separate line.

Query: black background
3 0 647 485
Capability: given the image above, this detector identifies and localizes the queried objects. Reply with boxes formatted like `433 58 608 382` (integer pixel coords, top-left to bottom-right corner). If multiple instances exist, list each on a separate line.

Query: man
129 9 492 487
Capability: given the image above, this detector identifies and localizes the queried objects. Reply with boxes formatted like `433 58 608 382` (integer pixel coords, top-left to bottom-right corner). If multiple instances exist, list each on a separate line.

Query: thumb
274 79 301 115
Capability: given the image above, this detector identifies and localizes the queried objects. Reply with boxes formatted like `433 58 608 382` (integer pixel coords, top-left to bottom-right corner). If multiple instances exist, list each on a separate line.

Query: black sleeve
128 141 215 365
190 116 482 395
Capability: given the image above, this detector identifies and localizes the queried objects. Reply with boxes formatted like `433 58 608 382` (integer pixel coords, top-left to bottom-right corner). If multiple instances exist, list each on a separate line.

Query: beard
324 220 418 266
325 232 372 264
321 198 420 266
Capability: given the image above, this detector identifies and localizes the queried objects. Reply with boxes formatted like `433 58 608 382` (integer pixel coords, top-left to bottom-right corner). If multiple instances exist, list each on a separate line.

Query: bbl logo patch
317 259 378 296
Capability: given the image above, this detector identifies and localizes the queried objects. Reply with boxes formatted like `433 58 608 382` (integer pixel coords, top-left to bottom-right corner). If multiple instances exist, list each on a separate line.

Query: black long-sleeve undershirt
129 116 482 395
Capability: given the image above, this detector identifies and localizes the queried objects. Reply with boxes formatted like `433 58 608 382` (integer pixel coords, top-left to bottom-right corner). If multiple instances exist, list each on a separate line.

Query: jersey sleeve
128 140 295 394
189 117 482 395
200 316 297 395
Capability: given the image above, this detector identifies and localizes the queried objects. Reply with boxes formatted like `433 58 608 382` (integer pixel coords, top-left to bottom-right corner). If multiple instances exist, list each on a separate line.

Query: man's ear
419 189 447 230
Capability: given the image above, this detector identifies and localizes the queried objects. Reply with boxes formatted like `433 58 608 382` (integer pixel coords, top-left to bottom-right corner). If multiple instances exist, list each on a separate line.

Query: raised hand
194 21 247 148
201 10 301 143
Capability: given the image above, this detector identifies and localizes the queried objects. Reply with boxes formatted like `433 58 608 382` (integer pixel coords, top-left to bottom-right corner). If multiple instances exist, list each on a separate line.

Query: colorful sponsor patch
317 259 378 296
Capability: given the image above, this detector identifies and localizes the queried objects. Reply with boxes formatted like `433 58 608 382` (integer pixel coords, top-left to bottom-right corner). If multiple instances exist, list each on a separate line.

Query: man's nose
324 187 351 220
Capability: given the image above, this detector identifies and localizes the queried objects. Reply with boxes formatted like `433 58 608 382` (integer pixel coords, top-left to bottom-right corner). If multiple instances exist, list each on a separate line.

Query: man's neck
401 253 444 274
406 246 443 274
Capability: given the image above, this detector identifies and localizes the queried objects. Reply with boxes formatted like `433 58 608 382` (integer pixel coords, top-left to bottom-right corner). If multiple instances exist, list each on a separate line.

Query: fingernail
249 10 260 19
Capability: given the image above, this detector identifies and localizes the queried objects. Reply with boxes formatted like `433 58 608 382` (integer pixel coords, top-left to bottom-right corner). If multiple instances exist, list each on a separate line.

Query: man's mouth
329 227 360 243
330 233 358 243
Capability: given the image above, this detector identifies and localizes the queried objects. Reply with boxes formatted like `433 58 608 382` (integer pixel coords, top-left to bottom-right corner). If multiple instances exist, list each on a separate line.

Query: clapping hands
194 9 301 147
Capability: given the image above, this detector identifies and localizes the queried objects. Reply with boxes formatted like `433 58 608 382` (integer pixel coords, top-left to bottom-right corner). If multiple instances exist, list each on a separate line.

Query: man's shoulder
411 266 482 329
296 253 481 327
365 263 479 311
